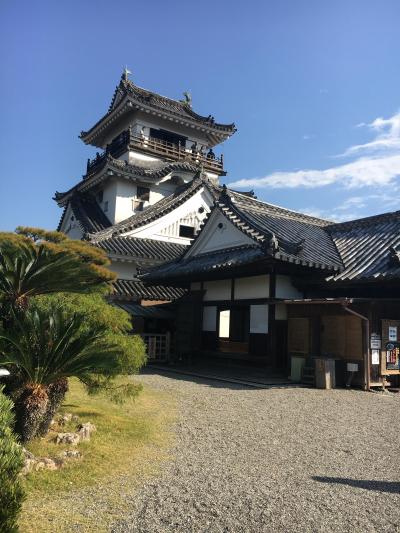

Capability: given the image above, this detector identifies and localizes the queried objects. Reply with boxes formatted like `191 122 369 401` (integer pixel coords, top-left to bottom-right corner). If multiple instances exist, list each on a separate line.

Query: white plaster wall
65 224 84 240
235 275 270 300
123 187 213 244
250 305 269 334
202 306 217 331
109 261 137 280
187 210 254 257
150 182 177 204
275 275 303 299
114 180 138 223
59 204 84 240
102 180 118 224
128 150 160 164
203 279 231 301
100 178 178 225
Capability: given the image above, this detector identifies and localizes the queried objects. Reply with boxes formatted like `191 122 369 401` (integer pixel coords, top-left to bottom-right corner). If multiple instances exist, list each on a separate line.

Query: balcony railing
86 128 225 177
129 133 224 175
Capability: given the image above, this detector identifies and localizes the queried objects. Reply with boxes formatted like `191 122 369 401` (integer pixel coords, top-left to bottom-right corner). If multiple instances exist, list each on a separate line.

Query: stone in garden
62 449 82 459
55 432 80 445
42 458 58 470
21 458 36 475
77 422 96 441
59 413 73 425
22 447 35 460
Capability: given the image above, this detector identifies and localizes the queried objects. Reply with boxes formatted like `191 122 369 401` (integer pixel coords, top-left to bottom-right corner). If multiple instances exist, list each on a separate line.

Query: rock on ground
111 373 400 533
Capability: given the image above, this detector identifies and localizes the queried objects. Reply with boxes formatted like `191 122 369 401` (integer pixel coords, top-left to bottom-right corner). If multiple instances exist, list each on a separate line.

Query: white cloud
300 188 400 223
229 110 400 191
341 112 400 157
229 154 400 189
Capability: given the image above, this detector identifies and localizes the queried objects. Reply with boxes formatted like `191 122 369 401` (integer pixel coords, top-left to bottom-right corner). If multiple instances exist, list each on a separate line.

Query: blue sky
1 0 399 230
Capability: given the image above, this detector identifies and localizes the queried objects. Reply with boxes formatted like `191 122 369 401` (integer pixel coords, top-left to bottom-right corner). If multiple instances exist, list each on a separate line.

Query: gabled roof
89 173 219 240
142 188 344 284
95 236 186 261
80 73 236 148
57 194 111 234
142 185 400 285
54 155 198 206
219 189 343 270
327 210 400 282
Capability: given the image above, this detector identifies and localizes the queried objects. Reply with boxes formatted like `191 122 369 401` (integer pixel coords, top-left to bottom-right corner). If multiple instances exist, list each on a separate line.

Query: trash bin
315 357 336 389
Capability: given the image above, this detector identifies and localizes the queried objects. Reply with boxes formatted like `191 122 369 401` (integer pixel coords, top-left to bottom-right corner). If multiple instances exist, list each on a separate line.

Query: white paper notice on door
371 349 380 365
389 326 398 342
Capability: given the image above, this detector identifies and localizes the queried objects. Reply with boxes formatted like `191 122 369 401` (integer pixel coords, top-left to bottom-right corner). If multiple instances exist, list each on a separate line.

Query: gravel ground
112 372 400 533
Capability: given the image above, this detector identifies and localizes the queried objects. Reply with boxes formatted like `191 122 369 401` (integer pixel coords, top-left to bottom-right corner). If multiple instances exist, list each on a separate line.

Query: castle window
104 200 109 212
137 186 150 202
179 225 195 238
149 128 186 147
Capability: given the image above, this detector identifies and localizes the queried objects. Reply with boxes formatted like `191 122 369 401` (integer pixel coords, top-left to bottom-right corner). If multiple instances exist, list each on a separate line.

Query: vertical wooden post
268 270 277 367
165 331 171 361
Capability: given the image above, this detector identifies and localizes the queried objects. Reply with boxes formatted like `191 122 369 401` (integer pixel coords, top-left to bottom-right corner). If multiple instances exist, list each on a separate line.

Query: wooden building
143 186 400 389
53 70 236 353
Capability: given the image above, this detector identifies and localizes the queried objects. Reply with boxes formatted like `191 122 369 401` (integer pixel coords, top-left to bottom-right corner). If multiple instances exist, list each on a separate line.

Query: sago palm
0 307 124 442
0 237 113 315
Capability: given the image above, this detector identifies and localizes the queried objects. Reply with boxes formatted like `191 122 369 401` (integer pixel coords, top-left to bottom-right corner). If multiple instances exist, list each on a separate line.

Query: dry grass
19 377 176 532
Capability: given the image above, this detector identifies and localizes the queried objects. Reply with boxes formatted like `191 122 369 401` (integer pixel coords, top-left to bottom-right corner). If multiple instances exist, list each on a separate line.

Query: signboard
370 333 381 350
371 349 380 365
388 326 398 342
386 342 400 371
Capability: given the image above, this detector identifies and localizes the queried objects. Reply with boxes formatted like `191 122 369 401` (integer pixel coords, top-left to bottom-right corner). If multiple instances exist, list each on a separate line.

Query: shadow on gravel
313 476 400 494
141 366 297 390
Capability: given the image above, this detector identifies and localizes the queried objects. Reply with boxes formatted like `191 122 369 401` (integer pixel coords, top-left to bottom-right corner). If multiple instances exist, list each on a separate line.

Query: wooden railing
85 129 225 176
129 134 224 174
142 332 171 362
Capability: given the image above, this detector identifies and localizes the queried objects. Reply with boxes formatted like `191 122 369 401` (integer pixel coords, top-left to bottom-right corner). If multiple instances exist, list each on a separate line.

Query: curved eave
54 158 199 207
80 96 236 148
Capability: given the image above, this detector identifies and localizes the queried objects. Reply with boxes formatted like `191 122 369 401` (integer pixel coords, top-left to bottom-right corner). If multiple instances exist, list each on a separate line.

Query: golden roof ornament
181 91 192 107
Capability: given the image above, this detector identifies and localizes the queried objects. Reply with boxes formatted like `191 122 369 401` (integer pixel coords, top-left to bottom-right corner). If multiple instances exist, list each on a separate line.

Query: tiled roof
54 157 198 205
94 236 186 261
113 301 175 320
143 245 266 282
80 74 236 146
57 194 111 234
221 190 343 270
112 279 186 301
143 186 400 284
327 211 400 281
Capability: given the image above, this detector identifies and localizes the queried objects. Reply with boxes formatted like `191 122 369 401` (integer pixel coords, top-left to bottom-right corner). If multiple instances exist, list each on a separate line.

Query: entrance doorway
218 306 249 353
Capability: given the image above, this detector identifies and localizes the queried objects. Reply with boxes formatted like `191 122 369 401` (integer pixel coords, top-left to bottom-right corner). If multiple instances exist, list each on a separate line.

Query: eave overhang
53 156 199 207
80 94 236 149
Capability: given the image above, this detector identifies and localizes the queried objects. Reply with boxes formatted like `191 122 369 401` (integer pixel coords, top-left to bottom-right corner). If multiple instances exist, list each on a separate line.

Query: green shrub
0 386 24 532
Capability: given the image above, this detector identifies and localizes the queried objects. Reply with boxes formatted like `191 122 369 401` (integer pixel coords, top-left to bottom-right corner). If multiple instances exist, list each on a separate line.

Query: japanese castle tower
55 69 236 304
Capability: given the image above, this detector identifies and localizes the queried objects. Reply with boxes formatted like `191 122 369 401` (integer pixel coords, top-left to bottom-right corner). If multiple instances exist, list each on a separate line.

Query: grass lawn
20 377 176 532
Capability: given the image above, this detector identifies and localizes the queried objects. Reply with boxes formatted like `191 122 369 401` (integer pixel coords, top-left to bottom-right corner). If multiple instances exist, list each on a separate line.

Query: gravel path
112 372 400 533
